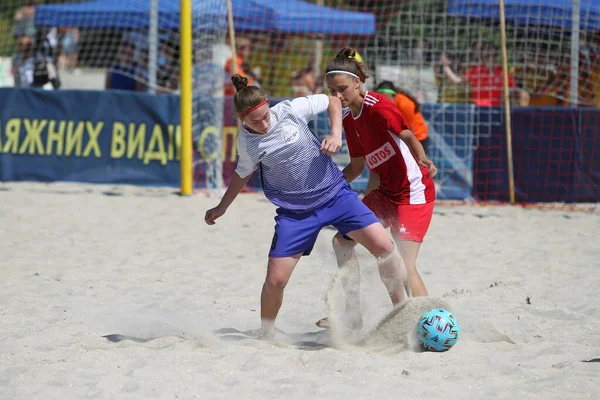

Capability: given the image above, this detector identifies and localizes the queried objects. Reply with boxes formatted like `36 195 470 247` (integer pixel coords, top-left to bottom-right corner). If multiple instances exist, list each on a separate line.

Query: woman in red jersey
317 48 437 329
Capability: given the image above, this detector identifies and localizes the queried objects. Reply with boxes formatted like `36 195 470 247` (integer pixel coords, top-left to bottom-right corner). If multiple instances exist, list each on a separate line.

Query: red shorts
362 190 434 243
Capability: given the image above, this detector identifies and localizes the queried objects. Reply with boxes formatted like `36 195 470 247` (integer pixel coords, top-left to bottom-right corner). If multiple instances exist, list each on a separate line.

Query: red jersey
343 92 435 205
464 65 515 107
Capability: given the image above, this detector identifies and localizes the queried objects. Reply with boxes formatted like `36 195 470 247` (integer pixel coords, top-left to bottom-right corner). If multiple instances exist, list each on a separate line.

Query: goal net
1 0 598 203
1 0 227 191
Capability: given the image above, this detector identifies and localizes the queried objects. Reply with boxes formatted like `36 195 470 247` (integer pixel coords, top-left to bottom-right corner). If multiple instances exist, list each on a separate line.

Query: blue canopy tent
447 0 600 31
35 0 375 94
34 0 376 35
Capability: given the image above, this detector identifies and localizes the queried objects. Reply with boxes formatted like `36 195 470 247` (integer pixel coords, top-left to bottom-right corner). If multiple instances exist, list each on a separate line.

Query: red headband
240 99 268 116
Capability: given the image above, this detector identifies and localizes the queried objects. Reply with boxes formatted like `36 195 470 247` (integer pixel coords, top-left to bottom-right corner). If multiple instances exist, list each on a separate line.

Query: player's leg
330 188 407 304
365 171 380 194
391 201 435 297
314 232 362 329
344 223 407 305
395 240 427 296
261 209 321 340
260 253 302 340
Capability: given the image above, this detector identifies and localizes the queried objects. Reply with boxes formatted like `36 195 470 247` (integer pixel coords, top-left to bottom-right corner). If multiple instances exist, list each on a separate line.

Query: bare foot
259 319 276 341
315 315 363 330
316 317 330 329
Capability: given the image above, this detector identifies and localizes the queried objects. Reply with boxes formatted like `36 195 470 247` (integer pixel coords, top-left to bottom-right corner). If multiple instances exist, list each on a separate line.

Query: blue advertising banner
1 88 598 202
0 88 181 185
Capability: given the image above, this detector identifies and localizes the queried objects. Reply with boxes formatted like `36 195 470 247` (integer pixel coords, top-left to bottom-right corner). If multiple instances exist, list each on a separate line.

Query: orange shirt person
375 80 429 154
224 38 261 96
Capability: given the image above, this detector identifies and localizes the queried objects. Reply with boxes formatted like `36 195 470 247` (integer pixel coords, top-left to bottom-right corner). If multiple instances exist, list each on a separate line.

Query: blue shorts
269 186 379 258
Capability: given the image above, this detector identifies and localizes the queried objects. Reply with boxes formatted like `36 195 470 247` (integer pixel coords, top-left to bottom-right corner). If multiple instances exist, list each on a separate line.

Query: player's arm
215 172 253 211
291 94 342 155
382 104 437 178
321 96 343 155
205 138 256 225
365 172 380 194
205 172 252 225
398 129 437 178
342 157 366 184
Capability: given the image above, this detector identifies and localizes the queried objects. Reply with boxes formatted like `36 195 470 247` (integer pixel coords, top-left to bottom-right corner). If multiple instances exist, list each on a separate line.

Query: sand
1 181 599 399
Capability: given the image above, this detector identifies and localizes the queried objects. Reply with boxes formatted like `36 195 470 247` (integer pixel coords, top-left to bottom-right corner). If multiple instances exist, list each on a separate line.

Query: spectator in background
12 36 35 87
434 48 471 104
223 37 262 95
156 37 179 94
105 41 145 91
533 30 600 107
440 41 514 107
375 80 429 154
31 28 60 89
505 88 530 107
512 52 554 97
57 27 80 74
12 31 60 90
12 1 37 40
591 30 600 108
291 63 321 98
411 39 432 67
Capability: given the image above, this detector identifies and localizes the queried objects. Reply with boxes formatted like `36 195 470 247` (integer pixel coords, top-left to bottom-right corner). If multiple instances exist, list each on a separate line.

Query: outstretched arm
205 172 253 225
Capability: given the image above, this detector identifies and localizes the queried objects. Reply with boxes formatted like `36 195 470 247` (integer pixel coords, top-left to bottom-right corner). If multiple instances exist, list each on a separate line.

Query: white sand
1 182 599 399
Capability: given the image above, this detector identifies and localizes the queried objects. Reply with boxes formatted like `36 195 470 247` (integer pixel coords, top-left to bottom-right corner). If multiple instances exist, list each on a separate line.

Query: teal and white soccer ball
416 309 460 352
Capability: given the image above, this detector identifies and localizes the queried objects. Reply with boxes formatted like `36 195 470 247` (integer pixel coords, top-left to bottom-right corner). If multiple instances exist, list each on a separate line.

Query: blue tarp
448 0 600 31
34 0 376 35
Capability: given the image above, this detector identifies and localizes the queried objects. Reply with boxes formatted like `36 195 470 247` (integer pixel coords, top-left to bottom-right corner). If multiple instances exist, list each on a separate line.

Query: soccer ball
416 309 460 352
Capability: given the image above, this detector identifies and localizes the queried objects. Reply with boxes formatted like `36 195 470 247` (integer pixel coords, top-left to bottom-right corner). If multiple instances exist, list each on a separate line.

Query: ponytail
231 74 268 116
325 47 369 83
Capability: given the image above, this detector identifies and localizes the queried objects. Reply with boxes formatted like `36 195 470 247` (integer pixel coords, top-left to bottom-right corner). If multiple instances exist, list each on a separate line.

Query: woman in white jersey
205 75 409 340
316 48 438 329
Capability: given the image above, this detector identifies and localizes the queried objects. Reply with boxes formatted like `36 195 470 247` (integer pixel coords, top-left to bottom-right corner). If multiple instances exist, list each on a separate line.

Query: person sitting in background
156 38 179 94
105 41 145 92
503 88 530 107
57 27 80 74
533 31 600 107
291 63 321 98
223 38 262 96
12 0 37 41
440 41 514 107
31 28 60 89
12 36 35 88
13 31 60 90
433 49 472 104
